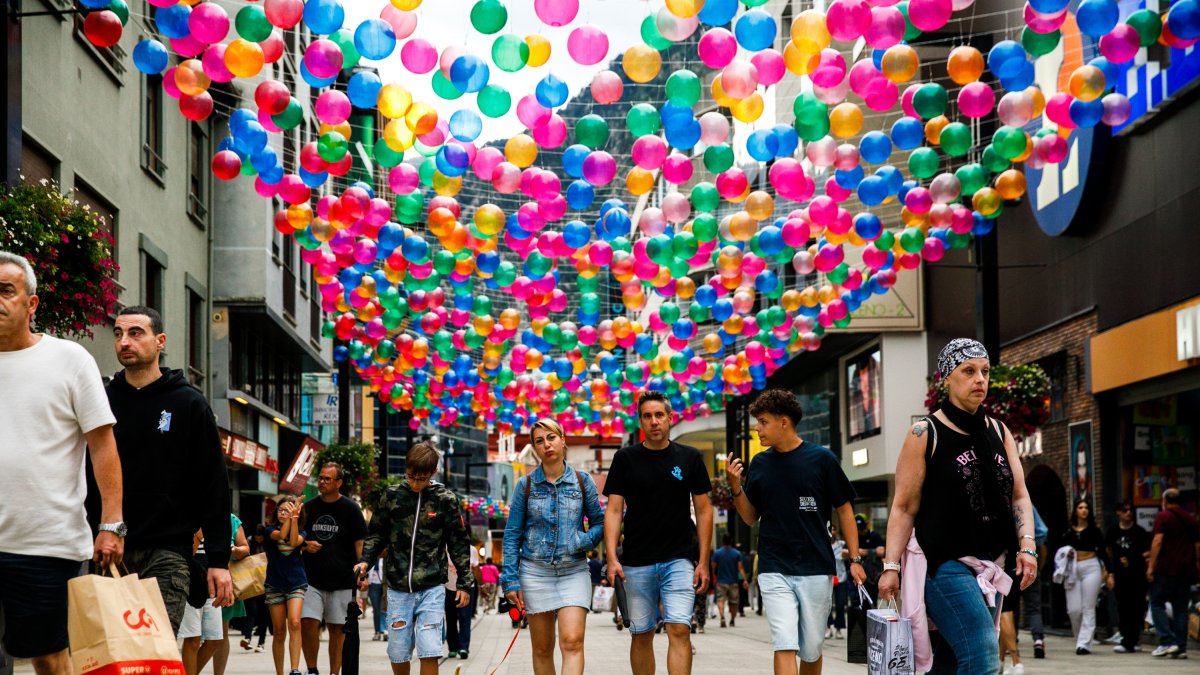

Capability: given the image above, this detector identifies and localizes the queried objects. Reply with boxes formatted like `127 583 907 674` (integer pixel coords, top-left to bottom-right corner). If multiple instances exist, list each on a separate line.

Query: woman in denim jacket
502 418 605 675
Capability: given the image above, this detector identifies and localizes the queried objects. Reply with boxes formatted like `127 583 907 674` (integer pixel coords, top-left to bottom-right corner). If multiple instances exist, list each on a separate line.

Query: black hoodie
86 368 231 567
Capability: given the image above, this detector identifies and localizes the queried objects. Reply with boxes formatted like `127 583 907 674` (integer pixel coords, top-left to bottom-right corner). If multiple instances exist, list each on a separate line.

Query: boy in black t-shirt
604 392 713 674
727 389 866 675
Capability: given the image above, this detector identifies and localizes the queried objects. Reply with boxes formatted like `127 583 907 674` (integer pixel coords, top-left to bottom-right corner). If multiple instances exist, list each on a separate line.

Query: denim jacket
500 463 605 592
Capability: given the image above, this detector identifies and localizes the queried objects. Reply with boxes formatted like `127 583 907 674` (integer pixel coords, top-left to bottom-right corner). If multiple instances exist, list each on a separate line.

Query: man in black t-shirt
301 463 367 675
1106 500 1150 653
727 389 866 675
604 391 713 674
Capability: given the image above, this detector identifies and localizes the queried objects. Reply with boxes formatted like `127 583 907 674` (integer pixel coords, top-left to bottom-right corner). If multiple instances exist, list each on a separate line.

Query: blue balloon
733 9 777 52
300 60 337 88
251 146 279 173
449 109 483 142
476 250 500 274
535 74 569 108
664 117 701 151
236 121 269 153
659 101 694 127
772 124 799 157
857 176 888 206
854 212 883 240
835 165 865 190
972 212 996 235
378 222 405 253
132 39 169 75
599 208 631 240
354 18 396 60
562 220 591 247
898 179 918 204
1169 0 1200 40
890 117 924 150
347 71 382 108
450 55 490 93
987 40 1027 79
859 131 893 164
712 298 734 322
998 59 1035 91
698 0 739 26
80 0 110 7
156 3 191 40
259 166 283 184
435 145 469 176
1087 57 1121 93
229 108 256 135
566 180 595 210
872 47 886 71
1069 98 1105 128
756 226 785 256
303 0 345 35
401 234 429 261
298 167 328 188
1076 0 1119 37
694 284 717 308
562 145 589 179
746 129 780 161
875 165 903 195
1028 0 1070 14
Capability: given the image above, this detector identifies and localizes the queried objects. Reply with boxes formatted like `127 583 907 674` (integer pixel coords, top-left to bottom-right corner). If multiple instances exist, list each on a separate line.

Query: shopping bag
229 552 267 601
68 565 184 675
592 585 614 611
867 603 915 675
847 584 872 664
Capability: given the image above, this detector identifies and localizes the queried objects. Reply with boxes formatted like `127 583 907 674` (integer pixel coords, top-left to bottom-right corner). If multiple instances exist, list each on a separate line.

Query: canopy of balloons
82 0 1200 435
465 495 511 519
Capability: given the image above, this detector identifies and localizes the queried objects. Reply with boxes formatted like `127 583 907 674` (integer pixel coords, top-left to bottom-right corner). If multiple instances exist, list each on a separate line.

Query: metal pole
4 0 22 188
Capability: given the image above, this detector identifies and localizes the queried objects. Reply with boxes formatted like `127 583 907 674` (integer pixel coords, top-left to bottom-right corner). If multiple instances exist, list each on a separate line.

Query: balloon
1101 92 1132 126
1022 27 1061 57
623 45 662 83
525 34 552 66
1077 0 1119 38
305 39 344 79
265 0 304 29
657 7 700 41
666 69 702 107
907 0 951 32
958 81 995 118
591 71 624 104
947 46 985 84
303 0 345 35
829 102 864 138
534 0 578 27
536 73 569 108
826 0 872 42
698 28 738 69
882 44 919 82
354 18 397 60
751 49 787 86
450 54 490 93
912 83 948 119
568 25 609 65
84 11 122 47
132 39 170 74
478 84 511 117
470 0 508 34
235 5 274 42
698 0 739 26
734 9 777 51
491 34 529 72
189 1 229 44
866 6 906 49
1068 65 1106 102
1126 8 1163 46
1099 24 1140 63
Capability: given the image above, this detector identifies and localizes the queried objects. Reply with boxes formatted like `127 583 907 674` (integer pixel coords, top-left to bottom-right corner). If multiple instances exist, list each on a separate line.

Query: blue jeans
445 588 472 652
925 561 1001 675
828 581 848 629
386 586 444 663
623 559 695 634
368 583 385 634
1150 575 1191 652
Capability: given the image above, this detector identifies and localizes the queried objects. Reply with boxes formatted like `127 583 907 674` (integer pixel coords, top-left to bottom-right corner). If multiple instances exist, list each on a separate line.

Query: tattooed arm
879 420 930 600
999 421 1038 590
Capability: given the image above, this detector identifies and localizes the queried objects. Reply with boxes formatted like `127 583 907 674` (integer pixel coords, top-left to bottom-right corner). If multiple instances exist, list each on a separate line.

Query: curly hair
748 388 805 427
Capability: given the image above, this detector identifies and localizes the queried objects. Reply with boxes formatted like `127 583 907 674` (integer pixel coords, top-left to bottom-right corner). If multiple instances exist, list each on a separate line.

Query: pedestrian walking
366 560 386 641
500 418 605 674
586 552 603 613
355 442 474 674
1061 499 1107 654
444 544 479 658
0 251 124 675
301 463 367 675
604 391 713 675
481 557 501 613
195 515 251 675
1105 500 1150 654
1147 488 1199 659
264 496 309 675
242 525 274 652
1024 506 1049 659
827 526 848 640
86 305 233 634
878 339 1038 674
710 536 746 628
180 530 227 675
727 389 866 675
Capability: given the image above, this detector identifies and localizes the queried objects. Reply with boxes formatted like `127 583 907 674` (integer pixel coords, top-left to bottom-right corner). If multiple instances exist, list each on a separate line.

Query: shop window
794 366 838 452
142 75 166 181
846 346 882 442
1036 352 1068 424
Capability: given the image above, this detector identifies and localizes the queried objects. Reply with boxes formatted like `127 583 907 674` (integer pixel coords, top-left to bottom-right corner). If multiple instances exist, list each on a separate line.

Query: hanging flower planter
926 363 1052 441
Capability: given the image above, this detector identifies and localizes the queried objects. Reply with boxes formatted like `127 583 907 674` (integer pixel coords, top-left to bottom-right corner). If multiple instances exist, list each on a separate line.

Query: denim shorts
623 558 696 634
386 585 445 663
519 558 591 614
0 552 83 658
178 598 222 640
758 573 832 661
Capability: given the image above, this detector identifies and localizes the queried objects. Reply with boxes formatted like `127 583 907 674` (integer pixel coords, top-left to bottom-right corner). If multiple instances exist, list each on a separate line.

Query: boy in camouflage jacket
355 442 473 670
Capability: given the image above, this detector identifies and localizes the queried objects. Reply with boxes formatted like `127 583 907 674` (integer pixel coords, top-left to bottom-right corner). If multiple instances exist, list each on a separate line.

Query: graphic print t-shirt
302 496 368 590
603 442 712 566
744 442 855 577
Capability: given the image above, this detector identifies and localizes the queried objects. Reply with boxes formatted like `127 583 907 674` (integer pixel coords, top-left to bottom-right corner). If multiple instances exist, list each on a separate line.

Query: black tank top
915 415 1016 574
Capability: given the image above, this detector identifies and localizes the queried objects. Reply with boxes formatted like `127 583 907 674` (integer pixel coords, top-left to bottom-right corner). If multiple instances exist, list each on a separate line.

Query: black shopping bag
847 584 873 665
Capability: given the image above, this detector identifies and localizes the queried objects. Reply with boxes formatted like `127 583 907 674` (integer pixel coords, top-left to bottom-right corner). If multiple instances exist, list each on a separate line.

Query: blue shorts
623 558 695 635
0 553 83 658
758 573 833 661
518 559 591 614
386 585 444 663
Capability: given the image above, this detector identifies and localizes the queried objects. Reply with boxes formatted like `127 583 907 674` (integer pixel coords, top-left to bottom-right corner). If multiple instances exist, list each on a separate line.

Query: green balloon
526 251 553 278
541 323 562 346
875 229 896 251
992 126 1027 160
742 0 770 6
477 84 511 117
955 163 988 197
899 227 925 253
432 70 464 100
665 69 702 107
1126 9 1162 46
908 147 940 180
689 303 710 322
470 0 508 34
491 33 528 72
493 261 517 286
793 92 830 142
418 158 437 186
329 29 361 70
610 236 632 254
703 144 735 173
672 231 699 259
374 136 404 167
1021 27 1060 58
692 213 719 240
912 83 948 119
272 98 303 130
235 5 272 42
432 250 456 275
575 115 610 149
659 302 681 324
577 275 600 293
898 2 923 41
627 104 661 137
980 144 1009 173
396 191 424 224
413 139 439 158
108 0 129 25
946 230 972 249
640 15 673 50
939 122 971 157
826 263 850 285
690 183 720 213
647 235 673 265
317 131 348 162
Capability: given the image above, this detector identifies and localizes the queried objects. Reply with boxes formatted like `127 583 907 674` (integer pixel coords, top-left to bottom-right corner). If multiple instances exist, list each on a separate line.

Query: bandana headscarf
937 338 989 377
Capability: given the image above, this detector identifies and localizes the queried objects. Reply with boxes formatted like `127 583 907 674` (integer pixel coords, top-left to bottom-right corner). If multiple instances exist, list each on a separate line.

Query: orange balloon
925 115 950 144
946 46 985 85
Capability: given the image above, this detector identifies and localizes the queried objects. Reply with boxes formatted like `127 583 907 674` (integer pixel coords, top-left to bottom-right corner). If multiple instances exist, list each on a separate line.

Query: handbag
68 565 184 675
229 552 267 601
867 600 915 675
592 585 614 611
847 583 872 664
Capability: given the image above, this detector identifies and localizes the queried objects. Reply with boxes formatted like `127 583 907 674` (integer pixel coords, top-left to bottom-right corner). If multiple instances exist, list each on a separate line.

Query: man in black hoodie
86 306 233 632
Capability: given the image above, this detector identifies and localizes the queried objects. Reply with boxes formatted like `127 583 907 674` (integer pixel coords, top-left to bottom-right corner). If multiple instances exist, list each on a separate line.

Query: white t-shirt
0 335 115 560
445 544 480 591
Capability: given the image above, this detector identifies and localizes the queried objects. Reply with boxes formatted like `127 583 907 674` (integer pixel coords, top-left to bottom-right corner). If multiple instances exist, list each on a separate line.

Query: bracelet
849 556 864 564
883 561 902 573
731 488 743 498
1021 534 1036 542
1019 548 1039 559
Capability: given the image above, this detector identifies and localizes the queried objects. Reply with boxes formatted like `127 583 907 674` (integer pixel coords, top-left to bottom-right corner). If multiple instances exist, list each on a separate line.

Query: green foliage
315 441 380 498
362 474 402 513
926 363 1052 440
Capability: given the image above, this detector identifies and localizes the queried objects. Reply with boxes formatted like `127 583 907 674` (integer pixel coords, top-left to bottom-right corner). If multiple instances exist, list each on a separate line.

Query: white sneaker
1104 631 1123 644
835 629 844 639
1113 645 1142 653
825 627 833 639
1010 664 1024 675
1152 645 1180 657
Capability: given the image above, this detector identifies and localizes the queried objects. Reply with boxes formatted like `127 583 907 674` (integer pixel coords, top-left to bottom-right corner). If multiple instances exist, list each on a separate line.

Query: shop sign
313 395 339 426
1177 304 1200 361
219 429 278 475
279 437 323 495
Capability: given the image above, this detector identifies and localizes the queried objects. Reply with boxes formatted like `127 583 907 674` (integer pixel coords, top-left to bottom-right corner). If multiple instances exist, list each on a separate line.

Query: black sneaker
1076 647 1090 655
1033 641 1044 659
690 623 696 634
458 650 469 659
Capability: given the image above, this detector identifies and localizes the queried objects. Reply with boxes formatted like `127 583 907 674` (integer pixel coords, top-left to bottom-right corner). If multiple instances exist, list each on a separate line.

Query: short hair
637 390 672 415
118 305 164 335
749 389 805 427
0 251 36 295
1163 488 1181 505
721 534 732 546
530 418 565 444
407 441 440 476
1114 500 1132 512
320 462 344 481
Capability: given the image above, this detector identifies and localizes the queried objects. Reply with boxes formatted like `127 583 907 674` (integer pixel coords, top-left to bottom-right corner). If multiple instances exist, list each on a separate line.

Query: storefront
1091 296 1200 520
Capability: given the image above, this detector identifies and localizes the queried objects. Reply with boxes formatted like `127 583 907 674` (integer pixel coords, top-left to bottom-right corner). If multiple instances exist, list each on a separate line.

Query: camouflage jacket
361 480 474 593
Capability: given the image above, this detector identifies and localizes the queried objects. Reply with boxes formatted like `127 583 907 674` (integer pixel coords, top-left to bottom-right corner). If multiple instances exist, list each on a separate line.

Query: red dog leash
487 600 526 675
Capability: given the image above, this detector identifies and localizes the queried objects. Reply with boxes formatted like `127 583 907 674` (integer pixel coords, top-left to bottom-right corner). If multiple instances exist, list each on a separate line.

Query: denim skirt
518 558 591 614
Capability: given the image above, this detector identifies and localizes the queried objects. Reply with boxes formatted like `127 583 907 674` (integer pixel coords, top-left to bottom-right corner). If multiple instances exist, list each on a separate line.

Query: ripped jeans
386 585 445 663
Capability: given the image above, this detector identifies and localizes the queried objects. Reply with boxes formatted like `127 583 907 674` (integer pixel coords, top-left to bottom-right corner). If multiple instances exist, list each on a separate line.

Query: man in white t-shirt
444 542 480 659
0 252 125 675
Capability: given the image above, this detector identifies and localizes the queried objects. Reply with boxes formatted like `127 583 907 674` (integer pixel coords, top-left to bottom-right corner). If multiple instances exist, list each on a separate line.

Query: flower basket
709 477 734 511
0 180 119 338
925 363 1052 441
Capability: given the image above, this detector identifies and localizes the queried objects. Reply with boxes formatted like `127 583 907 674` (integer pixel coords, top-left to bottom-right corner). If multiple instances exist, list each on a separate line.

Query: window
282 236 296 320
73 11 126 82
142 75 166 180
311 269 323 343
188 120 210 224
143 256 164 315
73 180 118 280
188 289 205 387
846 347 883 442
20 136 58 184
1036 352 1069 423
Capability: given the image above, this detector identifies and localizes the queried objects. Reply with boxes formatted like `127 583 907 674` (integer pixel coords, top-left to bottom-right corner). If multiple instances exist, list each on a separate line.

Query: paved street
17 605 1193 674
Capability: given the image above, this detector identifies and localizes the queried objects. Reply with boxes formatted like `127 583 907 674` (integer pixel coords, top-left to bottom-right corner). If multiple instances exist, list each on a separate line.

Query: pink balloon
161 66 182 99
863 77 900 111
264 0 303 29
170 35 206 58
380 6 417 39
201 44 234 83
751 49 787 86
908 0 953 32
567 25 609 65
698 111 730 144
305 39 343 78
401 38 437 73
316 90 351 125
826 0 872 42
262 30 285 63
721 60 759 99
957 81 995 118
813 78 850 104
1023 2 1067 33
632 136 668 170
473 147 505 181
698 28 738 68
811 49 847 87
865 6 906 48
535 0 579 27
901 84 921 117
1045 92 1076 128
189 2 229 44
1036 133 1068 163
849 59 883 97
517 95 552 129
582 151 617 186
590 70 624 104
662 154 694 185
1099 24 1140 64
532 114 568 148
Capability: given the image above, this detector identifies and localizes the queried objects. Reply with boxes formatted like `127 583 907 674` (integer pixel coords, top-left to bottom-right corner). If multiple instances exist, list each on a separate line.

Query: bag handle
856 583 874 608
878 597 900 612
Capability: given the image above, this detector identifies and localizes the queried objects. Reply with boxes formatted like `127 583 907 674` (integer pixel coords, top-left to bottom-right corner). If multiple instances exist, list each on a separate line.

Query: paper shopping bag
847 584 872 664
867 607 915 675
229 552 267 601
592 585 614 612
68 566 184 675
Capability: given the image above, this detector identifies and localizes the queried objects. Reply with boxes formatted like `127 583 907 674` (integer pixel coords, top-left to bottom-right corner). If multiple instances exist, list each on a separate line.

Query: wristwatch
883 561 902 573
849 556 864 565
99 521 128 538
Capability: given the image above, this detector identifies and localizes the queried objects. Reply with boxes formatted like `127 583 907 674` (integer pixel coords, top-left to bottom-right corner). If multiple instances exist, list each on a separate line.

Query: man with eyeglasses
300 463 367 675
1105 500 1150 654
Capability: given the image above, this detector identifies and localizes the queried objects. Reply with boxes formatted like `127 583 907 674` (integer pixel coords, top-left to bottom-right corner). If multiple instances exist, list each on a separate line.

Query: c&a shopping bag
68 565 184 675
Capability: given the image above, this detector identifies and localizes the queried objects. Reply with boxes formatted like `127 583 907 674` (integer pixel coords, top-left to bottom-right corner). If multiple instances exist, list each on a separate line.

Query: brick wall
1001 312 1100 521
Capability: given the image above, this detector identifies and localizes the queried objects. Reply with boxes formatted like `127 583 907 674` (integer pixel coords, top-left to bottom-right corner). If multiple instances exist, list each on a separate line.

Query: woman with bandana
878 339 1039 674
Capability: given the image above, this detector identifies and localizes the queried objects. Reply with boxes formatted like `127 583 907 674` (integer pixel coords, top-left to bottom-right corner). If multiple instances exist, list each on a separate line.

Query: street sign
313 394 339 426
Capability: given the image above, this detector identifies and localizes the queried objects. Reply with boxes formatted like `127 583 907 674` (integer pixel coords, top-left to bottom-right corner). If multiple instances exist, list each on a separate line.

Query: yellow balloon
1026 86 1046 118
1068 65 1106 102
175 59 210 97
881 44 919 83
972 187 1002 216
946 46 985 85
666 0 704 17
505 134 538 167
405 102 438 135
623 44 662 84
377 84 413 119
474 204 505 236
994 169 1027 200
731 93 764 122
432 172 462 197
320 121 352 139
391 0 422 9
829 102 863 138
525 34 551 67
224 39 264 78
626 167 656 195
790 9 831 53
711 75 737 108
783 41 820 76
744 191 774 221
383 119 415 152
